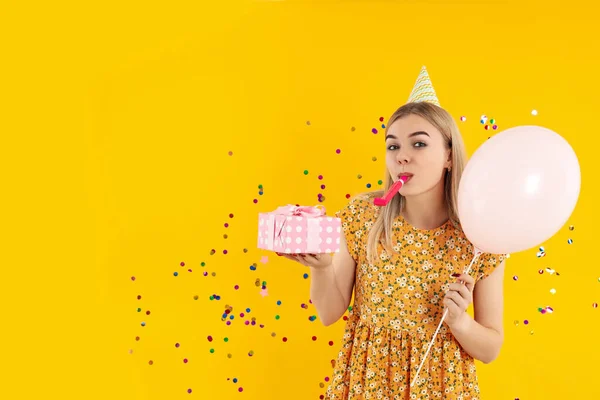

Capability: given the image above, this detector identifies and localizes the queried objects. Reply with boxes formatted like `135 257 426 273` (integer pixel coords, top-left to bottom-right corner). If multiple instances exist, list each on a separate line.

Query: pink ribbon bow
273 205 326 217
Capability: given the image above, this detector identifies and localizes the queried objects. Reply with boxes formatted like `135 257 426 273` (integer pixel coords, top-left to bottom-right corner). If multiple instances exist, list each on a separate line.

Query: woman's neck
401 187 449 230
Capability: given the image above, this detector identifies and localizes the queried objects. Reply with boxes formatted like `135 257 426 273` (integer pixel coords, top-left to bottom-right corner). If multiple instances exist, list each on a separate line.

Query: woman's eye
387 145 399 151
414 142 427 148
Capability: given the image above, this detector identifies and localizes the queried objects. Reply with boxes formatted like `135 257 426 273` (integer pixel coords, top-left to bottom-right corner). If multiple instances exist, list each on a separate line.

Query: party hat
407 66 440 107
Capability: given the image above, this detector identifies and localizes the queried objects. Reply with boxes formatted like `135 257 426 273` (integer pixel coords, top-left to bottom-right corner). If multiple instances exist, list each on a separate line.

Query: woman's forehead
388 115 442 139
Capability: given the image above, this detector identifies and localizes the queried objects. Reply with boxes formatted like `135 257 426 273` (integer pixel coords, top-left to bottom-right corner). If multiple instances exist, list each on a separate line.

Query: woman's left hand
443 273 475 328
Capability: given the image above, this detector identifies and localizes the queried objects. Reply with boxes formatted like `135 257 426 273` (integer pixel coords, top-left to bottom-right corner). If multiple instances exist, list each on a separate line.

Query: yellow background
1 0 598 399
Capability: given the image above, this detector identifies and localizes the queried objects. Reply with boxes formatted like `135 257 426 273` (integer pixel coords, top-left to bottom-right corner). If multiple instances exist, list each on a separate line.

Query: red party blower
373 176 408 206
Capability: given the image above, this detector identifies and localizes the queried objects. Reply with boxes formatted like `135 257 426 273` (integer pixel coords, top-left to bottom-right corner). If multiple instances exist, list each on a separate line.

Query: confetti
539 306 553 314
460 116 466 122
532 109 538 116
536 246 546 258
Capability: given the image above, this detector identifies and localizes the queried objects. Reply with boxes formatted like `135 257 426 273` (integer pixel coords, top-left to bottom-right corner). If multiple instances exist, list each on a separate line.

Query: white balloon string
410 248 483 388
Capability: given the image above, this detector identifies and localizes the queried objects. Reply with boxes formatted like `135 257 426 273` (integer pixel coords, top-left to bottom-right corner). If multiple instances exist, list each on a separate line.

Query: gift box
257 204 341 254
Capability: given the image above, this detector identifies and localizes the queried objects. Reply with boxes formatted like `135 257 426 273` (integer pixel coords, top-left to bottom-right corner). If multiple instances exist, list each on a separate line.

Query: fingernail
451 273 460 277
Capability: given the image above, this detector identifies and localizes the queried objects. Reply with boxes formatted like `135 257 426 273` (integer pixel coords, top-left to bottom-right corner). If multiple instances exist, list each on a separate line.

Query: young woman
280 101 507 399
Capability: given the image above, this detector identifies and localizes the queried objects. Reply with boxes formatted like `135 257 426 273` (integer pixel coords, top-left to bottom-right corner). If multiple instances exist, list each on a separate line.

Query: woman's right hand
276 252 333 270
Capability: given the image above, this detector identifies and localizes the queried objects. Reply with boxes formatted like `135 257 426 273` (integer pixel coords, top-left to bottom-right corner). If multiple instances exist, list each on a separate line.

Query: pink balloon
458 125 581 254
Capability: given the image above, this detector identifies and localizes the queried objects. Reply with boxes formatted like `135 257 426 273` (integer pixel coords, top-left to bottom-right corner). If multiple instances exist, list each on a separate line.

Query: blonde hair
358 102 467 264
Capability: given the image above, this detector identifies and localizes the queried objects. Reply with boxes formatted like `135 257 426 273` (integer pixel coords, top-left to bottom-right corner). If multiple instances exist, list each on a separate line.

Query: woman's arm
450 261 506 363
310 233 356 326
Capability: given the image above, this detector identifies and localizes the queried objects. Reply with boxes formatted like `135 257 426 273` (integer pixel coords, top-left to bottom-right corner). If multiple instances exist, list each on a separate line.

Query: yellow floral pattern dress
327 192 507 400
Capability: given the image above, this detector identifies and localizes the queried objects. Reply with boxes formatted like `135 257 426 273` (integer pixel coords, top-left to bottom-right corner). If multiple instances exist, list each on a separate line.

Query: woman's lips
398 174 413 182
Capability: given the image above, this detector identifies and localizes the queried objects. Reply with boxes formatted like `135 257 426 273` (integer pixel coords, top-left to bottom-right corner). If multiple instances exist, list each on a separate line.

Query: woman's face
385 114 451 197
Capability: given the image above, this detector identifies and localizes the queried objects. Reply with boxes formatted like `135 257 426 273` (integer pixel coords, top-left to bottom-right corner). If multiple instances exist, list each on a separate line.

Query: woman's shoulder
334 191 378 215
445 220 510 276
332 191 380 224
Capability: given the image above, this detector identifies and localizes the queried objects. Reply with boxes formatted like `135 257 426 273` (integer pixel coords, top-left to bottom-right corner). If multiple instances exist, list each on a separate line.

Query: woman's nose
396 152 409 164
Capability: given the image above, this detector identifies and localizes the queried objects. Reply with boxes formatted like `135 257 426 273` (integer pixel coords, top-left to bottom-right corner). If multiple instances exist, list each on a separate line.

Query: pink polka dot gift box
257 205 341 254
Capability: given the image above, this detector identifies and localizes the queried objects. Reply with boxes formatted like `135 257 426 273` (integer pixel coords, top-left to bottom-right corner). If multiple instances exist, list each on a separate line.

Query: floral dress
327 192 507 399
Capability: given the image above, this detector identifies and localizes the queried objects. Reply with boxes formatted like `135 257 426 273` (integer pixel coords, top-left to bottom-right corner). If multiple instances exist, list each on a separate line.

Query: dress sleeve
476 252 509 281
333 194 371 262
